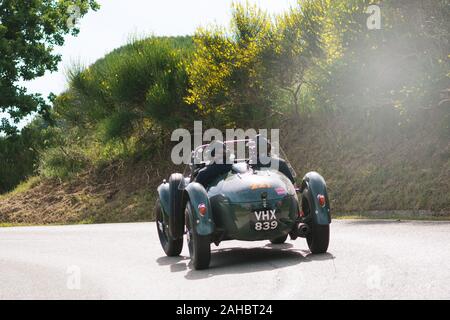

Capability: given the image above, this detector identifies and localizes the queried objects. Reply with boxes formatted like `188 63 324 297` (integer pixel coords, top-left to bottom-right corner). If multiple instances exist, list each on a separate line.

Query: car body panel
203 165 299 241
184 182 215 236
207 166 296 202
209 193 298 241
302 171 331 225
157 182 170 219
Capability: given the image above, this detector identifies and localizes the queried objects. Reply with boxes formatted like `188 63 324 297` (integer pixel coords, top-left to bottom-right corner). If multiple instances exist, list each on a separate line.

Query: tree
0 0 99 135
0 116 57 193
314 0 450 113
185 1 326 127
49 36 194 163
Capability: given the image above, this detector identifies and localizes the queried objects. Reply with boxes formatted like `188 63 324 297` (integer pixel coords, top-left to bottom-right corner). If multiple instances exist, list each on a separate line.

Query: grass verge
334 212 450 221
0 176 41 200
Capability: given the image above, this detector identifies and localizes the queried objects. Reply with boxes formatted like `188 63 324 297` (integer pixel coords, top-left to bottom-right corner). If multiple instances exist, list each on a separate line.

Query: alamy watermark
365 265 383 291
170 121 280 170
366 4 381 30
66 5 81 28
66 265 81 290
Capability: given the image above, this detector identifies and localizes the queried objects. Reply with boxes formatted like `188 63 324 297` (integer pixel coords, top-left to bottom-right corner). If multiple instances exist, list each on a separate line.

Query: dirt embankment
0 160 175 225
1 105 449 225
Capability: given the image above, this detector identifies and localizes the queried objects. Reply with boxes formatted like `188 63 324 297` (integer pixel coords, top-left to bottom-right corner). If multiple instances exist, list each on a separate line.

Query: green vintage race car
156 137 331 269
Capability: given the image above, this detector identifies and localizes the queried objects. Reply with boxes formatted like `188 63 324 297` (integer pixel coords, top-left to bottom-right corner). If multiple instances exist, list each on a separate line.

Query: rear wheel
270 235 288 244
306 224 329 253
302 188 330 254
168 173 185 239
185 201 211 270
156 199 183 256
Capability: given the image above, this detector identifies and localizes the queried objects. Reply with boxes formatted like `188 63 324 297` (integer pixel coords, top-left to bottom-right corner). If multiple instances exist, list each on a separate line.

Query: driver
253 135 296 184
195 140 232 187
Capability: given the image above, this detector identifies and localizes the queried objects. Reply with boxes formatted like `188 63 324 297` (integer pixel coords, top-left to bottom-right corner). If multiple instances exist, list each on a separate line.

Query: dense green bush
0 117 56 193
0 134 36 193
55 36 194 134
306 0 450 115
39 145 89 179
186 1 327 127
30 36 196 179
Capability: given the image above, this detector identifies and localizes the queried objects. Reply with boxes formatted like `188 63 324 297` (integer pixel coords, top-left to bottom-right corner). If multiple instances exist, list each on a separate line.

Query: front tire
156 199 183 256
185 202 211 270
302 188 330 254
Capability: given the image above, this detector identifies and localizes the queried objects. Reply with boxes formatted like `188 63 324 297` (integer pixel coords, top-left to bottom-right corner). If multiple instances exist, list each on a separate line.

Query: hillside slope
1 103 449 225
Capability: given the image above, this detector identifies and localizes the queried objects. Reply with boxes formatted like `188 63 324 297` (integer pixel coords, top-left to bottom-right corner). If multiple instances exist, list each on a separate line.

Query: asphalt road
1 220 449 299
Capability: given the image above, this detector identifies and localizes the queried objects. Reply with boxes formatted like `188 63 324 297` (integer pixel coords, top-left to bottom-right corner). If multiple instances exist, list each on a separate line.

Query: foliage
36 36 195 178
0 116 56 193
0 0 99 135
2 0 449 220
186 1 329 127
38 143 88 179
54 36 194 136
307 0 450 114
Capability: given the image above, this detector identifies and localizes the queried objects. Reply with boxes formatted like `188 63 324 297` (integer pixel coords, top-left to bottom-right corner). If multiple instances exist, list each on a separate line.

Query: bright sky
3 0 298 130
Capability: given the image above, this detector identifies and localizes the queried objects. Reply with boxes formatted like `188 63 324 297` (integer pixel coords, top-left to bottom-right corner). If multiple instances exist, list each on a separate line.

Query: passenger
254 135 296 184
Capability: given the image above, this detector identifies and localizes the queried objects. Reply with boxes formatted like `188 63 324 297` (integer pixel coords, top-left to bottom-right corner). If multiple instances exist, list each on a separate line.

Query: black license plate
250 209 279 231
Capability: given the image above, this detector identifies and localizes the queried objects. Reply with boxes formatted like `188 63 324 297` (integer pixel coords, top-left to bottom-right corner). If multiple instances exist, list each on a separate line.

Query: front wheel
156 199 183 256
185 202 211 270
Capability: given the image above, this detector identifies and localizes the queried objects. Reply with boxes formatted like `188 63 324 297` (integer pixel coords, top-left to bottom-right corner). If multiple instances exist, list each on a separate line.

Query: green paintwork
184 182 215 236
157 163 330 242
205 165 298 241
157 182 170 220
209 194 298 241
208 165 296 202
302 171 331 225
